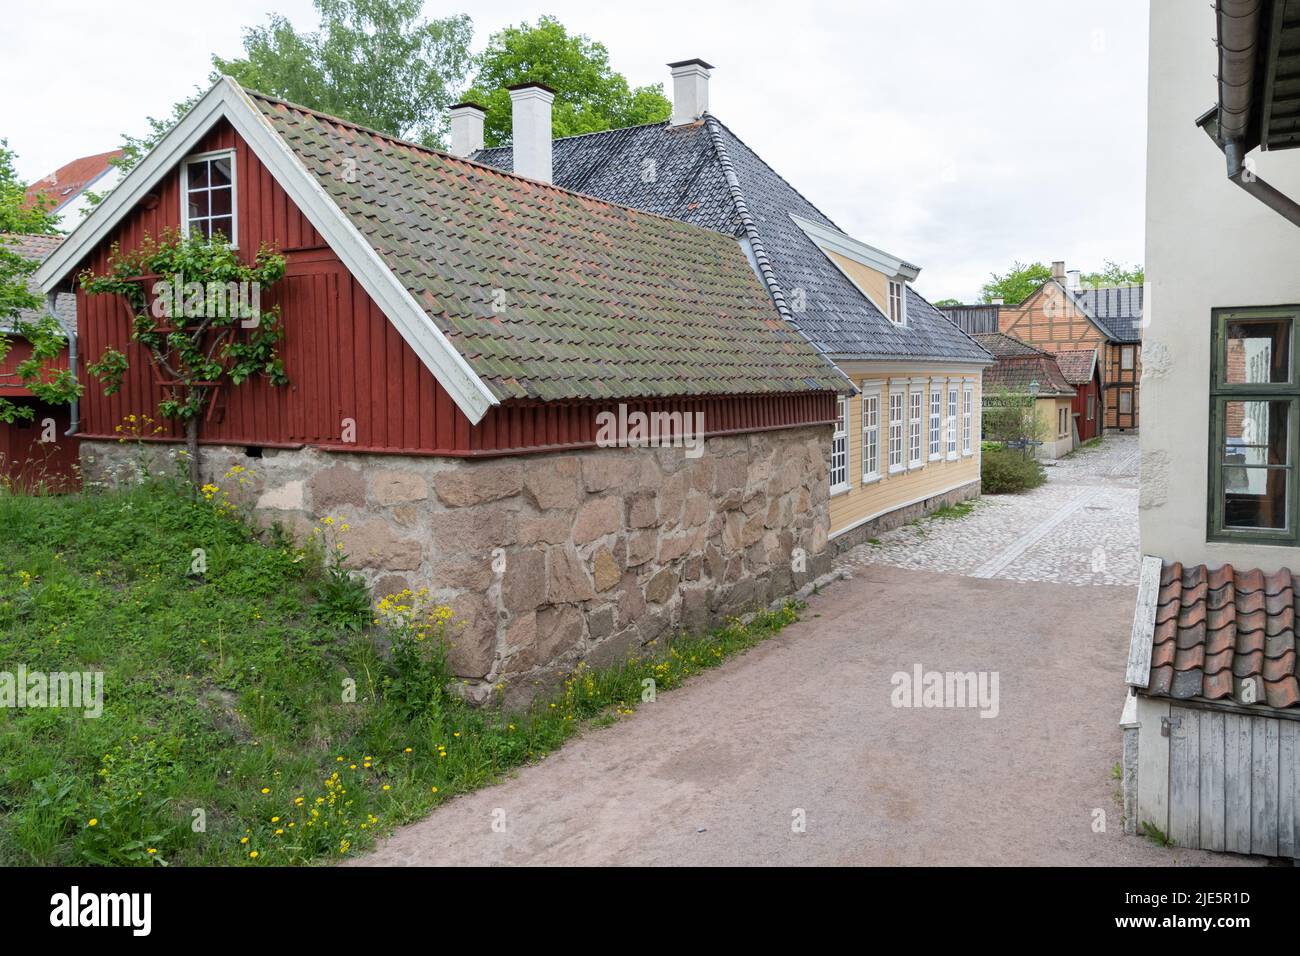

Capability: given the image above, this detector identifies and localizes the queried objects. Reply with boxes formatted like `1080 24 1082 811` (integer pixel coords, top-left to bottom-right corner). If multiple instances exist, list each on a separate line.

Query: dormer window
181 151 237 245
888 279 906 324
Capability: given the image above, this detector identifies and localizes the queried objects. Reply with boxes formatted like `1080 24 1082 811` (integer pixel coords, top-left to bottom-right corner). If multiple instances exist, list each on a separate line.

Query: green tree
80 231 288 485
0 140 81 424
932 298 962 308
464 16 672 148
1079 260 1144 287
111 0 473 179
980 261 1053 305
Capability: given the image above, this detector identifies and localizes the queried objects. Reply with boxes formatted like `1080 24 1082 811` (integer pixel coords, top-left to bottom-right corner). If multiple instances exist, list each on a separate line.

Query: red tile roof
1147 561 1300 710
23 149 123 214
1054 348 1097 385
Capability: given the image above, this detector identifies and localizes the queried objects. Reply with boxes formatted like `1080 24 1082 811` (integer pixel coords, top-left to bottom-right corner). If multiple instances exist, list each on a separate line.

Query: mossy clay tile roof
249 91 848 403
1146 561 1300 710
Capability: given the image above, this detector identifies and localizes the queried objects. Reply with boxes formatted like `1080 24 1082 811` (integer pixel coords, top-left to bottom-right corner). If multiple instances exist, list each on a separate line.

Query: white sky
1 0 1149 302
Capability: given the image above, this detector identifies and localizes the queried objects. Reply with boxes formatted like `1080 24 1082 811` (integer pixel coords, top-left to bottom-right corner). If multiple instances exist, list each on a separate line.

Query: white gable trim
790 213 920 281
34 76 498 424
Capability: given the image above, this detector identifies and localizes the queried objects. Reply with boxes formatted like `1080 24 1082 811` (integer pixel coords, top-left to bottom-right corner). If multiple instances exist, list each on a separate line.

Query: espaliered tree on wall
80 230 288 486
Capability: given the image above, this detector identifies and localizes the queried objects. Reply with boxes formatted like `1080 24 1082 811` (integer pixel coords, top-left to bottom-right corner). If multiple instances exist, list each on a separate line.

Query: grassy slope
0 479 798 866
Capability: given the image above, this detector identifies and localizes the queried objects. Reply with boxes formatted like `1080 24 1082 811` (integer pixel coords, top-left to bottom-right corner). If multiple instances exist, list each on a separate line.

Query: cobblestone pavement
836 433 1140 586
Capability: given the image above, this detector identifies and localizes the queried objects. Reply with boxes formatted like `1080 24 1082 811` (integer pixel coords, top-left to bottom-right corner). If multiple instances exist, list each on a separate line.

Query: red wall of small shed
1070 370 1102 442
69 120 836 456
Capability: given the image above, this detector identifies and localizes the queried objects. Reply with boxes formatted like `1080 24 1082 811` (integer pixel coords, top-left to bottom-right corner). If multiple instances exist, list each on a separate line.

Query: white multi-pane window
861 385 881 481
929 387 941 459
182 151 237 244
888 280 906 324
946 383 959 459
962 383 974 455
831 395 849 492
908 387 923 468
888 390 905 472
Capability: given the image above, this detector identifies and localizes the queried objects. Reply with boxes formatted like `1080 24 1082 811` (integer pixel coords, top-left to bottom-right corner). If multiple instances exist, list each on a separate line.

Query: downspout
1214 0 1300 226
49 290 78 436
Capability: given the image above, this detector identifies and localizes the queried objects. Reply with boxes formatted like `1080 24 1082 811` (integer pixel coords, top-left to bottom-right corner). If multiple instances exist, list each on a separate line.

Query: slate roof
1066 284 1143 343
250 93 848 403
24 150 124 215
474 118 990 364
1146 561 1300 710
1054 348 1098 386
1 233 74 336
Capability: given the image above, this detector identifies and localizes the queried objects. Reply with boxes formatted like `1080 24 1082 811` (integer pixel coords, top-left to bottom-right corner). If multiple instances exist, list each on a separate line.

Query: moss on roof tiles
249 91 846 402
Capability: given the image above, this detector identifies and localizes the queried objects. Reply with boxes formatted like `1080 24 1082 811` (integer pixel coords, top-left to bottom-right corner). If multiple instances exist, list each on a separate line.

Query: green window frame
1207 307 1300 545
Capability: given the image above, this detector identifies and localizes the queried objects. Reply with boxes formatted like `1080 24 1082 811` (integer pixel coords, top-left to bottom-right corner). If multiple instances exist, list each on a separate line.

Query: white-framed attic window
888 279 907 325
181 149 237 246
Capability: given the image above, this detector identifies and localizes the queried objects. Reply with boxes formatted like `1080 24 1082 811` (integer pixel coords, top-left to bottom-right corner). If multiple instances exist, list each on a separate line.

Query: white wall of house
1144 0 1300 572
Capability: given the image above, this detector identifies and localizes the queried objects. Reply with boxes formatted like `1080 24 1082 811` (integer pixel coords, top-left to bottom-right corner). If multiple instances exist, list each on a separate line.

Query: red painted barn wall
69 120 836 457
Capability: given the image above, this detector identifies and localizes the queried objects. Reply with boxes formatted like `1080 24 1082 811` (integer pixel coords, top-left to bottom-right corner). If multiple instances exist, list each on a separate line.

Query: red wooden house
1055 347 1104 442
0 233 79 491
31 77 849 697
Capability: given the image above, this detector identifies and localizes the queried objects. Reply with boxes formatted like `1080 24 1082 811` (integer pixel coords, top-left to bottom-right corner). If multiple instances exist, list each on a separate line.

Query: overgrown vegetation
981 446 1046 494
0 473 800 865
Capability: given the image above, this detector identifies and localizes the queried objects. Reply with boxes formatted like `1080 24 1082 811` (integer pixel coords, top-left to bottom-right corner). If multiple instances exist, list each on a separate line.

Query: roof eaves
33 77 499 424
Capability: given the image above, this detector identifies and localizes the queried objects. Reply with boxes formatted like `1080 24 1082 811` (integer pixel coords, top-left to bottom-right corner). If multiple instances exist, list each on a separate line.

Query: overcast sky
1 0 1149 302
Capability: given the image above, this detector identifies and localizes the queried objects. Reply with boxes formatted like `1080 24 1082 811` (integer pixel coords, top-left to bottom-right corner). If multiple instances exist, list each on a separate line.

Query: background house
470 60 992 550
1124 0 1299 860
993 263 1142 431
1054 347 1103 443
31 78 850 701
23 149 124 232
0 233 78 489
972 332 1077 458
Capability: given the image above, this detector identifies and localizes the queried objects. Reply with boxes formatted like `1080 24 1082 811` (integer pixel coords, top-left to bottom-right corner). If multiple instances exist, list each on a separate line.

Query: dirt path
352 563 1259 866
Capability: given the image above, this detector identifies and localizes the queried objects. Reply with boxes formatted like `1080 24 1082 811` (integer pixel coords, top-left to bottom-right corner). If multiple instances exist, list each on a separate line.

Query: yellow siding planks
829 364 983 536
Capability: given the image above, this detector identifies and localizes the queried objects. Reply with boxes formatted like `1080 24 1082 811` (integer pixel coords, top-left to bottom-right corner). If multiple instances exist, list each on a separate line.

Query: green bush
981 446 1046 494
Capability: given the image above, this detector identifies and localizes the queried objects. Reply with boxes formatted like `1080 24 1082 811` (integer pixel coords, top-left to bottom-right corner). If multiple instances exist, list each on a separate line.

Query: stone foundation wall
828 479 981 556
82 427 832 702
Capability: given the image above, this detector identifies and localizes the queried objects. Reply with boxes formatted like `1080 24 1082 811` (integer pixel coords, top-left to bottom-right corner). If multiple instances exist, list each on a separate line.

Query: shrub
981 446 1046 494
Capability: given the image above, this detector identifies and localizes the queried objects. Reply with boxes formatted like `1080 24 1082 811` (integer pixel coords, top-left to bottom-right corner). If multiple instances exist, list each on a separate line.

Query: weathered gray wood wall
1135 696 1299 858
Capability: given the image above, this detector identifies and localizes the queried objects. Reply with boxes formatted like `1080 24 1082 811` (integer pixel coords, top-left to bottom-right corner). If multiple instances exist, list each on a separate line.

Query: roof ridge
248 86 728 235
702 117 796 326
703 114 846 235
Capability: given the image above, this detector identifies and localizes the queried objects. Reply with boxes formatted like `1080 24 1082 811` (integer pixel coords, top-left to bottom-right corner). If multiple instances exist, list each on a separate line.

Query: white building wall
1145 0 1300 571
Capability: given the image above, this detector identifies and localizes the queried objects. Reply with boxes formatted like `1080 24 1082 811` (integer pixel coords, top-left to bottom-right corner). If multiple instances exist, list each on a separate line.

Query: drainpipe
49 290 79 436
1212 0 1300 226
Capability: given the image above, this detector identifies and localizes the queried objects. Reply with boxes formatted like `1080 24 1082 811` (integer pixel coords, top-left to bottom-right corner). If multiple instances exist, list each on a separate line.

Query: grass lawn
0 475 800 866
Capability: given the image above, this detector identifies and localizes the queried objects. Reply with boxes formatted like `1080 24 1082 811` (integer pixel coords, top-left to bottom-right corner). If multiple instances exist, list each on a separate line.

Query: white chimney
508 83 555 183
1066 268 1081 291
991 296 1005 306
668 59 714 126
448 101 485 158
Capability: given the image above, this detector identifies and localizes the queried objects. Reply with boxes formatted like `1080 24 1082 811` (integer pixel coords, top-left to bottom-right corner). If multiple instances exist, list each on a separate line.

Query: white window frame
928 384 942 460
888 386 906 473
887 279 907 325
907 383 924 469
831 395 850 495
1120 345 1135 371
962 381 975 456
861 383 881 483
180 148 238 247
946 381 959 460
